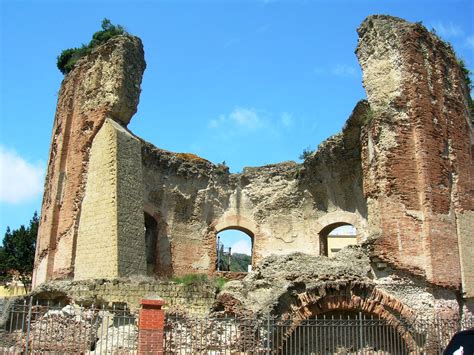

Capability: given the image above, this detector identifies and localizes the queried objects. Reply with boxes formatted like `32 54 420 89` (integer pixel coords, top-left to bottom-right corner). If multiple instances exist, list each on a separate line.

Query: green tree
230 253 251 272
0 212 39 291
57 18 126 74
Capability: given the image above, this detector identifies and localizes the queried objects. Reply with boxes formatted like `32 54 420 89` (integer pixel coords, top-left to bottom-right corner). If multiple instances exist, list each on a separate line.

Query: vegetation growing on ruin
57 19 126 75
362 107 375 125
457 59 474 123
299 146 314 160
172 273 228 291
176 153 209 163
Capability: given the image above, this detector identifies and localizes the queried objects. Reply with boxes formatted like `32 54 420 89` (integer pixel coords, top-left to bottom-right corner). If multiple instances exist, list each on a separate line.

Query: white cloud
430 22 464 38
0 146 44 204
280 112 294 127
313 64 360 78
231 239 252 255
209 107 264 130
331 64 358 78
465 35 474 49
230 108 263 129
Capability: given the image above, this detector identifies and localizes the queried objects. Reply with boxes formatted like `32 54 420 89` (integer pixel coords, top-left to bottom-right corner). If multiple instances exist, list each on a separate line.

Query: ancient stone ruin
32 15 472 321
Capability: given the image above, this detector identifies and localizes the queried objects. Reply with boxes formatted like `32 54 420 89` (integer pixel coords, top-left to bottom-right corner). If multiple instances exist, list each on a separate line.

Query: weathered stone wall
33 36 146 287
213 247 469 320
75 119 146 280
356 16 473 291
33 15 472 312
140 108 367 278
32 279 216 315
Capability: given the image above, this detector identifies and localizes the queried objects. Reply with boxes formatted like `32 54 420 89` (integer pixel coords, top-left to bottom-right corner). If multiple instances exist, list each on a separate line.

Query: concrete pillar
138 295 165 354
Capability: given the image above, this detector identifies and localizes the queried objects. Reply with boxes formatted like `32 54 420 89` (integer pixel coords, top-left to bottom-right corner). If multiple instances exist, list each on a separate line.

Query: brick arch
274 281 419 352
315 211 366 255
315 211 365 235
205 215 258 275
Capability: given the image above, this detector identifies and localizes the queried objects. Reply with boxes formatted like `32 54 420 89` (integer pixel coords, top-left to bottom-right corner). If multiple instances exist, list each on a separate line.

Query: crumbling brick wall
32 36 146 287
32 16 472 305
356 15 473 292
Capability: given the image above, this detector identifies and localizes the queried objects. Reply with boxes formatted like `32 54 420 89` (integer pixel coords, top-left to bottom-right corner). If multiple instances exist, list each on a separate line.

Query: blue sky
1 0 473 250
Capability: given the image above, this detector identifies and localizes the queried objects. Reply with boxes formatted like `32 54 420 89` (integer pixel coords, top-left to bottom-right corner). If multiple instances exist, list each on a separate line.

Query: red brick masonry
138 298 165 354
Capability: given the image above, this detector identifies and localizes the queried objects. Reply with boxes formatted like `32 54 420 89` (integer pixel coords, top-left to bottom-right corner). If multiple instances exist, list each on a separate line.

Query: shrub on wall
57 19 126 75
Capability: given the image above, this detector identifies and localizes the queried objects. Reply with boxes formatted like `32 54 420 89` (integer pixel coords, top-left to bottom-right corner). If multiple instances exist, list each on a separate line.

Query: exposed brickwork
33 15 472 313
357 15 473 290
138 297 165 354
33 36 146 287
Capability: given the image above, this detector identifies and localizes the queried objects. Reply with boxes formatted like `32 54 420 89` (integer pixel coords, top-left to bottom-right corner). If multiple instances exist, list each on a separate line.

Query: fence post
138 295 165 354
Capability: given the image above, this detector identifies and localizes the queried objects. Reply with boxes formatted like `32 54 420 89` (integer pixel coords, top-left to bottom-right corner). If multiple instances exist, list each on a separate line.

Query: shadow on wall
144 212 173 277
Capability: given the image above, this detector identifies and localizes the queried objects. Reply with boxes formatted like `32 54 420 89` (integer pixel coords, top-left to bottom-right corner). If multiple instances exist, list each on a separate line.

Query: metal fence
164 313 474 354
0 298 137 354
1 298 473 354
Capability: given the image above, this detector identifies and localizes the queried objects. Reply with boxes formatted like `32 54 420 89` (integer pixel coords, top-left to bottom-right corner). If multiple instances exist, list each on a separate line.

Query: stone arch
315 211 365 256
208 215 257 273
273 281 420 352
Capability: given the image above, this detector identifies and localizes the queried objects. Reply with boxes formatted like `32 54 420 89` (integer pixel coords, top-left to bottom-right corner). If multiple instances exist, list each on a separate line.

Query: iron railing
0 298 137 354
1 298 473 354
164 313 474 354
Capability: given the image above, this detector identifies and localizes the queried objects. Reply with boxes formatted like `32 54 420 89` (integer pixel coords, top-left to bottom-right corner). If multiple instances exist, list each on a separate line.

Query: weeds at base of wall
172 274 228 292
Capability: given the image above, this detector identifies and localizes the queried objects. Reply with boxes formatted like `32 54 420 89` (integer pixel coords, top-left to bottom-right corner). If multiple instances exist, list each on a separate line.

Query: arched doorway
270 282 419 354
319 223 358 256
281 310 411 354
216 227 253 272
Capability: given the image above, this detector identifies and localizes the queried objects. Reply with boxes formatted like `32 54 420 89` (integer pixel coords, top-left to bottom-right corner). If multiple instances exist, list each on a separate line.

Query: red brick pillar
138 296 165 354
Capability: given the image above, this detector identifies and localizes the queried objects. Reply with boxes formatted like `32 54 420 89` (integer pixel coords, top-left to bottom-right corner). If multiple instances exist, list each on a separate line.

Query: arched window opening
319 223 357 257
216 228 253 272
144 212 158 275
284 310 409 354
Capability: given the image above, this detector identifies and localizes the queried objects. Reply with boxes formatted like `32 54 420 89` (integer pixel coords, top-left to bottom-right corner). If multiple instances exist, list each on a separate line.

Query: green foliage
172 273 208 286
230 253 251 272
57 18 126 75
458 59 473 91
457 59 474 124
171 274 228 292
362 107 375 125
0 212 39 290
299 146 314 160
214 276 228 291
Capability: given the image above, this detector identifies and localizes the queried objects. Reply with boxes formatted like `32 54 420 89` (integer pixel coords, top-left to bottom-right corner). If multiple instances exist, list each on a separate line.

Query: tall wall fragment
356 16 473 291
75 119 146 280
33 36 146 287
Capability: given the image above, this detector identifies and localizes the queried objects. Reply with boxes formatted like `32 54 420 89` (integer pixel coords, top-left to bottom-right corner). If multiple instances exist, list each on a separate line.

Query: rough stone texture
32 16 473 320
140 101 368 279
213 246 469 322
33 35 146 287
75 119 146 280
31 279 216 315
356 15 473 291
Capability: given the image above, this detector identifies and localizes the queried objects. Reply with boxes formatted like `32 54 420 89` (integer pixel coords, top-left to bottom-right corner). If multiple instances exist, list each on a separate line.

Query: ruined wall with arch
33 15 472 320
140 138 366 277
